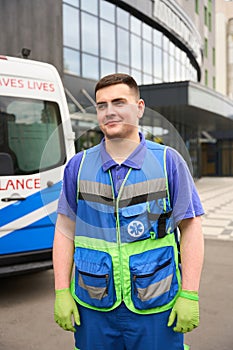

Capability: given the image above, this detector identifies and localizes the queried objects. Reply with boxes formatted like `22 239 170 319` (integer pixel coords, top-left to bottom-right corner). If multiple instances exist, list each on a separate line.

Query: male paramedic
53 73 204 350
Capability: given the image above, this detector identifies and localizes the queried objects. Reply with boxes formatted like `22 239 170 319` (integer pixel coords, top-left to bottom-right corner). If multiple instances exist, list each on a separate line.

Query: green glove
54 288 80 332
167 290 199 333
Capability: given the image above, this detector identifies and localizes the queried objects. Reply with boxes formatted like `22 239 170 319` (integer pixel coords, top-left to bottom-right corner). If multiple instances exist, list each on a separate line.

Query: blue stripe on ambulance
0 181 61 227
0 211 58 254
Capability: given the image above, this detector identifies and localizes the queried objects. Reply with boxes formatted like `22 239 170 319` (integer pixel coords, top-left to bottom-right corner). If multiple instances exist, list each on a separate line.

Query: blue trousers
74 302 184 350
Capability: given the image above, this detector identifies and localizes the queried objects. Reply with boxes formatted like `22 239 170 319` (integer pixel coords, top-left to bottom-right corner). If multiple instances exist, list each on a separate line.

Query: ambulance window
0 96 66 175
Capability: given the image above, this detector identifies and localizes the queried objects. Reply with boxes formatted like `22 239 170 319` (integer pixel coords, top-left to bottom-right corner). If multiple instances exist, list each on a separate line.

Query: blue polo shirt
57 133 204 226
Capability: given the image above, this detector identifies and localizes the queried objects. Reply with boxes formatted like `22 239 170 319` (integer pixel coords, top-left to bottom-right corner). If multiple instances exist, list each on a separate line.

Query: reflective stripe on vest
78 177 167 207
78 274 108 300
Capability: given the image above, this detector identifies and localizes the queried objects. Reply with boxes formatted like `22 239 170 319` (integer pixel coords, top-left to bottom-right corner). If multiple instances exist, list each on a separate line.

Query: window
169 56 175 81
80 0 98 15
175 59 181 81
208 0 212 11
175 46 181 81
63 4 80 49
181 51 186 80
153 29 162 47
195 0 199 14
204 6 208 26
142 23 152 41
131 34 142 70
64 0 79 6
205 69 208 86
143 41 152 74
213 76 216 89
163 36 169 52
204 38 208 58
62 1 198 83
143 73 153 84
82 54 99 79
101 59 116 77
100 20 116 60
116 7 129 29
100 0 115 21
64 47 80 74
117 27 129 65
153 46 162 79
208 0 212 31
0 97 65 174
131 16 141 35
163 51 169 82
81 13 98 55
131 69 142 85
208 12 212 31
212 47 215 66
117 64 130 74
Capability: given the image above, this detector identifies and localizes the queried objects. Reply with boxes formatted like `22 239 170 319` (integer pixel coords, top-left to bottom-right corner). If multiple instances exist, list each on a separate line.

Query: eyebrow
96 97 127 105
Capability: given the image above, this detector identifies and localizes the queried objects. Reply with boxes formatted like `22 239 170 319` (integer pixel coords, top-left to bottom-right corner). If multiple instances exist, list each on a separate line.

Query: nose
105 102 116 116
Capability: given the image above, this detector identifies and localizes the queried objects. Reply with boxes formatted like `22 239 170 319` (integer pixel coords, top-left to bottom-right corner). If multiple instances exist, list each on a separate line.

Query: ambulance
0 55 75 276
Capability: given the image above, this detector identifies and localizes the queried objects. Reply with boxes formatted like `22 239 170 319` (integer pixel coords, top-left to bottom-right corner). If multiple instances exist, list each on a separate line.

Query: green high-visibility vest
71 141 181 314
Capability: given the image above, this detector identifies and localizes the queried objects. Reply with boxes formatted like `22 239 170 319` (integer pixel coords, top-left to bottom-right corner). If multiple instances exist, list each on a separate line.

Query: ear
137 99 145 119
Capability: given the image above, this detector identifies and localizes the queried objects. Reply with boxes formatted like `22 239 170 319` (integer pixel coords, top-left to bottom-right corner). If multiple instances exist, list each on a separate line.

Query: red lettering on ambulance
34 178 40 188
25 179 33 189
18 79 24 88
27 80 33 89
0 178 41 191
2 78 10 87
27 80 55 92
11 79 18 88
5 180 15 190
15 179 25 189
0 77 24 88
36 82 43 90
49 83 55 92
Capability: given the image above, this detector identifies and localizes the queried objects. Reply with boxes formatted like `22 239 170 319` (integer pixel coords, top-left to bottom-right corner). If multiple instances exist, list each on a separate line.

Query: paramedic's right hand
54 288 80 332
167 290 199 333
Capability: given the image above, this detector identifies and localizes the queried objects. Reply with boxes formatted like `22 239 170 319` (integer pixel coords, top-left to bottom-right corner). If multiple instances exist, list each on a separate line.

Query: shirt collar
101 132 147 172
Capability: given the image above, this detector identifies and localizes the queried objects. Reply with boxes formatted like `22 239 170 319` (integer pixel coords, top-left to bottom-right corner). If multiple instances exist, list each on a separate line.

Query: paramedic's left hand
54 288 80 332
167 290 199 333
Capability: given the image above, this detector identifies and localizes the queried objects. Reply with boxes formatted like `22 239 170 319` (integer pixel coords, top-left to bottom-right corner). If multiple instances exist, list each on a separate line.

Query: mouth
104 119 121 126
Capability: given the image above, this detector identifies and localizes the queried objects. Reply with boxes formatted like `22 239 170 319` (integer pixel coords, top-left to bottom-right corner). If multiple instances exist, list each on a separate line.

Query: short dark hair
95 73 140 99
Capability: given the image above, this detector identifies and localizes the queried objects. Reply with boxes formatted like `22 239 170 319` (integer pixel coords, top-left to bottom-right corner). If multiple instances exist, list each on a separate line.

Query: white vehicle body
0 56 75 276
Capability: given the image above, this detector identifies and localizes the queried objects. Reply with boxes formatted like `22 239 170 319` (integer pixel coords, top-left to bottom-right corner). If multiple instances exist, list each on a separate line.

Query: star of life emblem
127 220 145 237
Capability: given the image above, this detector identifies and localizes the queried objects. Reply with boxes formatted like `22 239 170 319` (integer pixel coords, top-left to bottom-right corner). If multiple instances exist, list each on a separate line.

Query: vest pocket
121 203 151 242
129 246 178 310
74 247 116 308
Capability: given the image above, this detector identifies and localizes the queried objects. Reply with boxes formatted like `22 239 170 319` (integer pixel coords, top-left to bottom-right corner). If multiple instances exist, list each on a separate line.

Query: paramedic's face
96 83 144 141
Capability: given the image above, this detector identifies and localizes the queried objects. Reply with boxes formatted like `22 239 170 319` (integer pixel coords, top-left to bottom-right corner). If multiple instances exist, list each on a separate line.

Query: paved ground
185 238 233 350
185 177 233 349
195 177 233 240
0 269 74 350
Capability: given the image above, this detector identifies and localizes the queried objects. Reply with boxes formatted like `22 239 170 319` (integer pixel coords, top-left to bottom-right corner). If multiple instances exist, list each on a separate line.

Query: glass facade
63 0 198 84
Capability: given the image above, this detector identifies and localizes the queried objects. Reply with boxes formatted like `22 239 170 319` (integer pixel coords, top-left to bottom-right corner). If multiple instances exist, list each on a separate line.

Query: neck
105 134 140 164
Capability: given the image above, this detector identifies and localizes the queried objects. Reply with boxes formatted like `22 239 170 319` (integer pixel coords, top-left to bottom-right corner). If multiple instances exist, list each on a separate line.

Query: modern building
203 0 233 177
216 0 233 98
0 0 233 177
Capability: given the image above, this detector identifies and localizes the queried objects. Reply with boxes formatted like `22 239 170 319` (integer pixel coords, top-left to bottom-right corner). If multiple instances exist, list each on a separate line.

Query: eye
96 103 107 111
112 100 126 107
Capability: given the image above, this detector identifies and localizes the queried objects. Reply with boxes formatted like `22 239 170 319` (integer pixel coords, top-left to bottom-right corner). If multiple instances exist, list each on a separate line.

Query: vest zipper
79 270 109 279
133 259 171 281
114 168 132 301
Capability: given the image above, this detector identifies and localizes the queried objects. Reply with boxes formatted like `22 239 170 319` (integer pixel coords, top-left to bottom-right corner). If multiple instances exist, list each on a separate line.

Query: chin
104 126 122 138
105 133 122 140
